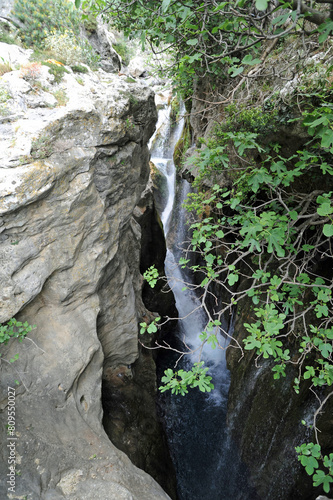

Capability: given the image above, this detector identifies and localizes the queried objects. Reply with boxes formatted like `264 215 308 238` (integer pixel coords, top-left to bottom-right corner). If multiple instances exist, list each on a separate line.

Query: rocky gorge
0 42 175 499
0 7 333 496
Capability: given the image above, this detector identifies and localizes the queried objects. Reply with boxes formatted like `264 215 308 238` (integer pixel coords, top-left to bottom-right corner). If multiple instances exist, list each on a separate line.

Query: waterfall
150 99 259 500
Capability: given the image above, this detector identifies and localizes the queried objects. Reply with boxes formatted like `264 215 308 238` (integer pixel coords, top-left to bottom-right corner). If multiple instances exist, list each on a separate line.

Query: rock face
84 20 121 73
0 45 171 499
0 0 14 17
102 183 178 499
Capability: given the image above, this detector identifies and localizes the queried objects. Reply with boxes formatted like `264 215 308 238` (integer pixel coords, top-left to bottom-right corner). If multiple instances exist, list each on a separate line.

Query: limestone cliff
0 44 171 499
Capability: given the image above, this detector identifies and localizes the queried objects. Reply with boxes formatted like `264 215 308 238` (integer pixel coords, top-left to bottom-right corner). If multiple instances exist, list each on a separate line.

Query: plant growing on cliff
45 31 84 66
11 0 99 68
12 0 81 49
143 93 333 490
143 265 159 288
20 62 42 85
0 318 35 363
41 60 70 84
0 83 11 117
89 0 333 491
81 0 333 96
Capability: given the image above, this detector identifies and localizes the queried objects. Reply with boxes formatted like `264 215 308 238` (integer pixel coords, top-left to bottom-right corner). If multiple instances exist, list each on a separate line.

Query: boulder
128 56 147 78
0 40 32 67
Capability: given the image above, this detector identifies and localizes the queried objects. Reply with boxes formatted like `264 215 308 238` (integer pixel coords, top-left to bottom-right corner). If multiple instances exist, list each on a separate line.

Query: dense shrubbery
12 0 99 68
12 0 80 48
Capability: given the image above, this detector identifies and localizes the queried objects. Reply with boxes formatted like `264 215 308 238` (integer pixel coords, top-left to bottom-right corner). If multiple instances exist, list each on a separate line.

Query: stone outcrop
0 45 171 499
0 0 14 18
83 19 121 73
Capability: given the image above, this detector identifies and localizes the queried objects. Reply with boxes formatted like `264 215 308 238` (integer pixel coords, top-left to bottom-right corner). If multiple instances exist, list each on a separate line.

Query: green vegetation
112 40 134 66
12 0 81 48
143 266 159 288
41 61 70 84
0 59 12 77
0 83 11 116
0 28 18 45
75 0 333 492
0 318 35 363
81 0 333 96
30 134 54 158
160 362 214 396
12 0 99 68
71 64 89 73
143 53 333 498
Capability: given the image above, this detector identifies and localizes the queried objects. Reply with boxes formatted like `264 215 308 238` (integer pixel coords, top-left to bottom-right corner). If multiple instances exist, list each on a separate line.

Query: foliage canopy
81 0 333 93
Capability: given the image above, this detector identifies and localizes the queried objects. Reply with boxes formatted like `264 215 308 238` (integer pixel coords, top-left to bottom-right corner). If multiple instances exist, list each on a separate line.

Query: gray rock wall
0 0 14 18
0 47 170 499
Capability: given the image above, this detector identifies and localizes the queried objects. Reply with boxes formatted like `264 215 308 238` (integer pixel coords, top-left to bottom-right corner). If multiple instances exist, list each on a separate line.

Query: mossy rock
173 116 191 170
150 161 169 215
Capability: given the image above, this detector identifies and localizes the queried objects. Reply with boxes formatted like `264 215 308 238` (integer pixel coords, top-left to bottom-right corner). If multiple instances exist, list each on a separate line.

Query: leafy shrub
113 40 134 67
20 62 42 84
52 89 68 107
222 104 279 135
0 23 18 45
45 30 84 66
12 0 80 49
81 10 98 34
71 64 89 73
30 134 54 158
0 318 35 365
0 318 34 346
41 61 70 84
12 0 100 69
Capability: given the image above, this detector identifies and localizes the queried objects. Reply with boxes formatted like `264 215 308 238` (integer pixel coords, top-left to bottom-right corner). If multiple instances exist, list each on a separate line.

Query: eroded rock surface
0 46 171 499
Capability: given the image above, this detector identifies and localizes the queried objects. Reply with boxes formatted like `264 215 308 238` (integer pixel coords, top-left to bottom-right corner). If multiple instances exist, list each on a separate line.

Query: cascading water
150 99 259 500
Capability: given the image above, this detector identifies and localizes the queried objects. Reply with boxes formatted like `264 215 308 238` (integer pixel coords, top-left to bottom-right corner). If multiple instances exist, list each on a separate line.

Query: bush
41 61 70 84
113 40 134 67
12 0 100 69
20 62 42 84
45 30 83 66
0 83 11 117
12 0 80 49
0 59 12 76
71 64 89 74
0 22 19 45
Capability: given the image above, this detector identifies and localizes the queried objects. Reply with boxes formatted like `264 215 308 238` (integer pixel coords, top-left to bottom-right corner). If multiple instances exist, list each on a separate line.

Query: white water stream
150 100 257 500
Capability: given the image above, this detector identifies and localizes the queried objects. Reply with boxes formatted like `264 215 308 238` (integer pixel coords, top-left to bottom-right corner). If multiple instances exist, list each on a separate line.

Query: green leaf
319 342 332 359
227 273 239 286
161 0 172 13
244 338 261 350
242 54 261 66
75 0 81 7
317 202 333 217
323 224 333 237
229 66 244 78
186 38 198 46
255 0 268 10
321 127 333 149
